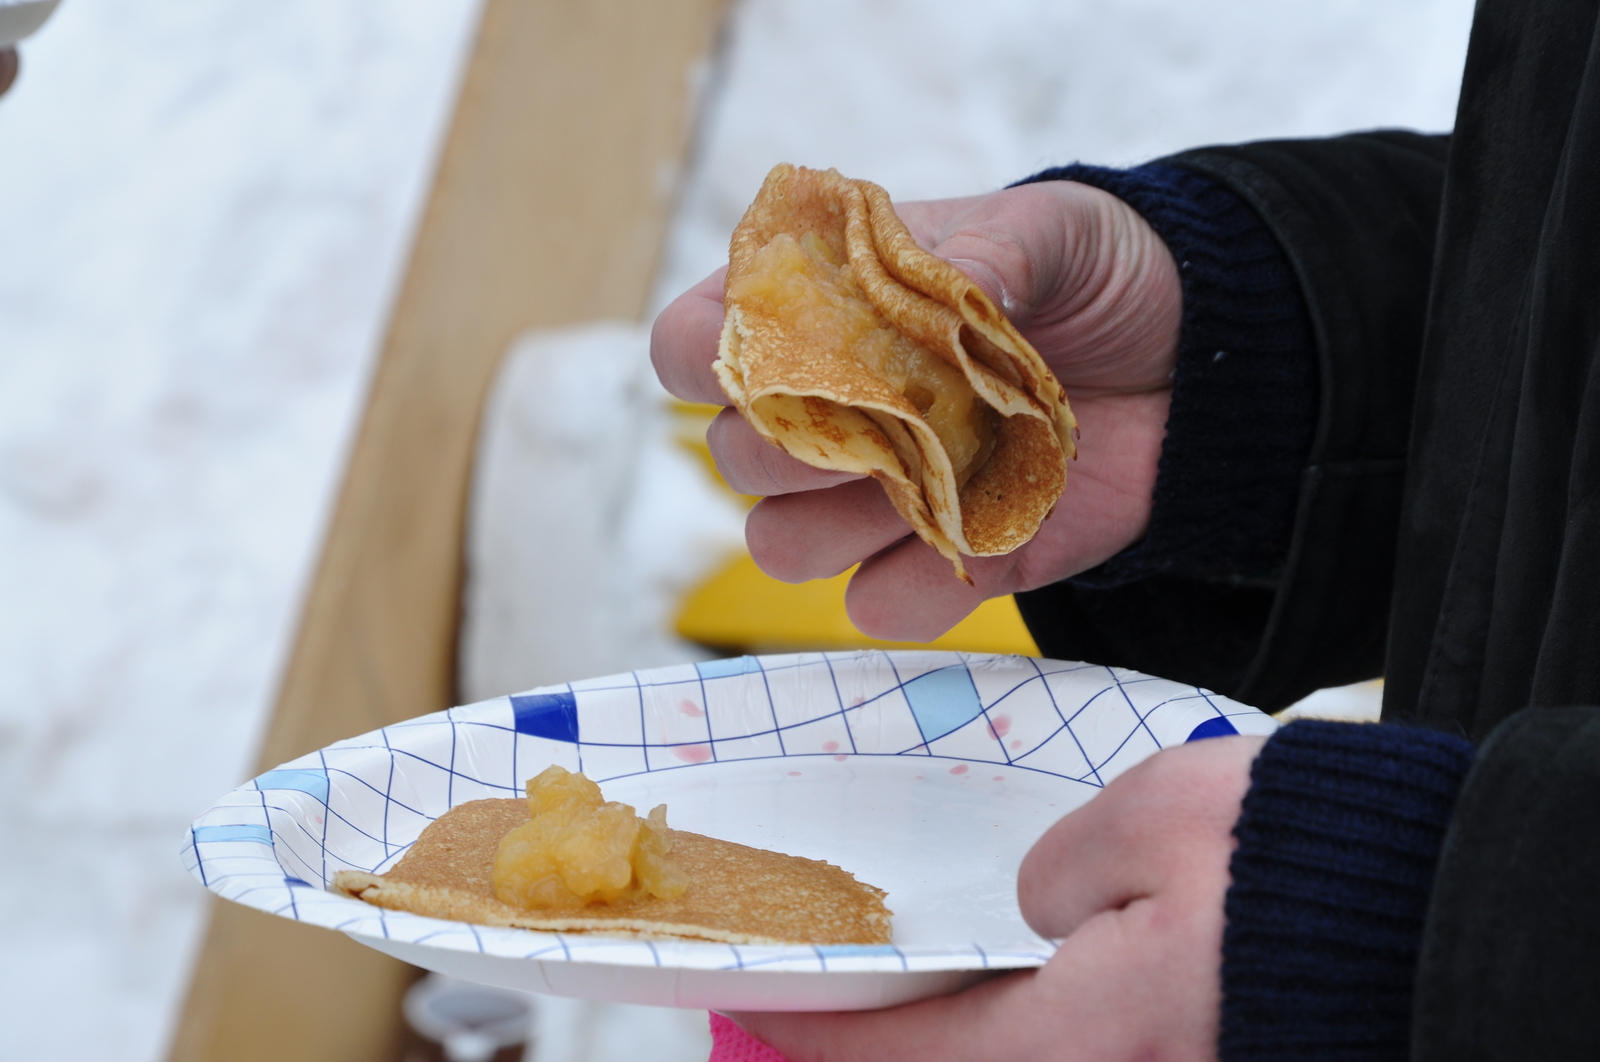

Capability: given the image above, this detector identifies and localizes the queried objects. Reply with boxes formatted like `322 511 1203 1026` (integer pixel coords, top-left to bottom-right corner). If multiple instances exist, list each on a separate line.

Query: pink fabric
708 1012 791 1062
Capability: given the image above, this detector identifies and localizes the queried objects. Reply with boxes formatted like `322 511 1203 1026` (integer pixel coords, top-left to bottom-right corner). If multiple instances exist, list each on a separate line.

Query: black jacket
1019 1 1600 1056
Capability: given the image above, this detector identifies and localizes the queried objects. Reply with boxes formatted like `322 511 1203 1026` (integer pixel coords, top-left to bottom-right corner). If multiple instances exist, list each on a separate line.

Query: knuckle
713 442 779 496
745 509 814 583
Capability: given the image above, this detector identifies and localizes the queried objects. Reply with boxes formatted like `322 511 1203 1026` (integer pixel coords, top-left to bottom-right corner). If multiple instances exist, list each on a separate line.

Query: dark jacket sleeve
1011 162 1319 591
1220 720 1475 1061
1219 708 1600 1062
1018 131 1449 711
1411 706 1600 1061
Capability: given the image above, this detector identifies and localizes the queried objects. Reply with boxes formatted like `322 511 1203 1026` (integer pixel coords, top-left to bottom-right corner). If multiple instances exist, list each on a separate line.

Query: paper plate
184 651 1275 1011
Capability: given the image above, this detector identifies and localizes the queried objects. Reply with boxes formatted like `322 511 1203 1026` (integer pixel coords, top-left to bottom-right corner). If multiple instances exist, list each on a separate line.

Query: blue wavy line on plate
196 704 1219 882
1185 716 1240 742
815 945 902 957
512 690 579 742
255 768 330 804
192 823 273 845
900 666 984 743
696 655 762 680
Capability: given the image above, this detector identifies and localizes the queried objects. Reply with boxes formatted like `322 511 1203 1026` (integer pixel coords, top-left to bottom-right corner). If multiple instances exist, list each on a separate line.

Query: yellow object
669 400 755 505
668 399 1039 656
676 552 1039 656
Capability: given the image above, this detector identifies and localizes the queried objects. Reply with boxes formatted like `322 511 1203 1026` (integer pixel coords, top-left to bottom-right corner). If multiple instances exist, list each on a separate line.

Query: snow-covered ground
0 1 1469 1059
652 0 1475 308
0 2 478 1058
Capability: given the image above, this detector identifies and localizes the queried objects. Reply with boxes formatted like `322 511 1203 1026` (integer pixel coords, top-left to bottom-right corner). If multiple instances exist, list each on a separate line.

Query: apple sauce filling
490 766 689 909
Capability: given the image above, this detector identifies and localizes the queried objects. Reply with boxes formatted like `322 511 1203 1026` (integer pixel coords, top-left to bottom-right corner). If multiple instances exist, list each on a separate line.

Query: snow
652 0 1473 309
0 1 478 1058
459 323 744 704
0 0 1470 1059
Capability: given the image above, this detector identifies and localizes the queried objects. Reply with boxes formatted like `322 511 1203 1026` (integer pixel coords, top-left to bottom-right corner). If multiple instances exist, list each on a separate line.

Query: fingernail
943 257 1017 318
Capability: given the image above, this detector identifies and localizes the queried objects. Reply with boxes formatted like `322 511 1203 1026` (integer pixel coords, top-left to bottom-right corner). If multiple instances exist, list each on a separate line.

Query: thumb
922 180 1181 393
924 180 1110 332
1017 736 1264 939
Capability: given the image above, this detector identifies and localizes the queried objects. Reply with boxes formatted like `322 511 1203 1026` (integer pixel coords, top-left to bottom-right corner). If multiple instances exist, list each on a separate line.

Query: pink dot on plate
822 740 840 753
833 754 848 762
673 744 713 764
678 699 705 718
949 764 969 775
787 771 802 777
993 776 1005 782
986 713 1012 739
914 775 925 781
1010 739 1023 751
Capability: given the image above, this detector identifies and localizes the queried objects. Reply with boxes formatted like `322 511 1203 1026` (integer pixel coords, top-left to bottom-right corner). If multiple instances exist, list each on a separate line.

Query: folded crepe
716 164 1077 581
333 798 892 946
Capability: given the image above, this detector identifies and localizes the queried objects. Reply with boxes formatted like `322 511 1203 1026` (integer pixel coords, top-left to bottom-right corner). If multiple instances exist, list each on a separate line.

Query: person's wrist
907 183 1180 397
1009 162 1317 590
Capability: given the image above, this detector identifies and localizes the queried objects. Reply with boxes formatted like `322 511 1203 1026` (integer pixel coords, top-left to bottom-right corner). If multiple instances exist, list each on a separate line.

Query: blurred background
0 1 1471 1060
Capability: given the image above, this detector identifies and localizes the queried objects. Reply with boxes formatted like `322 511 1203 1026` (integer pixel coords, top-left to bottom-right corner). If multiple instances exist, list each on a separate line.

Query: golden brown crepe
333 798 892 945
716 163 1077 581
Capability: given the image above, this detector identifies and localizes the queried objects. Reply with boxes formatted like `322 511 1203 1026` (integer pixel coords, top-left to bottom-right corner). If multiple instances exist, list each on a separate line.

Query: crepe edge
717 302 971 581
331 869 892 947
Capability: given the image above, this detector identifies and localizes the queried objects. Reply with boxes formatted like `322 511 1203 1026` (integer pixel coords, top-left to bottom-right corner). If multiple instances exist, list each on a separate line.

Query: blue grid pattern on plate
183 651 1275 974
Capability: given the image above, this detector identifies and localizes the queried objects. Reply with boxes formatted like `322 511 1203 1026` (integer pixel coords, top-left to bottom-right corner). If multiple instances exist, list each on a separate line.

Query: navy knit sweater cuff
1011 163 1317 587
1221 720 1476 1061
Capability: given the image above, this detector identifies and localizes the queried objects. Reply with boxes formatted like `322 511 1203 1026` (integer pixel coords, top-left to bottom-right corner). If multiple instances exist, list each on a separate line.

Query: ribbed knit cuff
1221 720 1476 1061
1011 163 1317 587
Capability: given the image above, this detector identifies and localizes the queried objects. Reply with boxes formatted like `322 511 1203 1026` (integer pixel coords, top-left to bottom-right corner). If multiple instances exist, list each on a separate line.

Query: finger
649 267 728 404
999 389 1172 592
1014 774 1164 940
707 408 863 496
728 971 1037 1062
844 540 1021 642
893 193 1058 322
1019 896 1226 1060
745 479 911 582
919 182 1080 329
0 48 17 98
1016 736 1265 939
891 194 990 252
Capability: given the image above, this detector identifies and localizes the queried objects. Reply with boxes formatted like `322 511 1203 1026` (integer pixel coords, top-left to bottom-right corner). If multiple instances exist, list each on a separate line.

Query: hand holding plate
727 735 1266 1061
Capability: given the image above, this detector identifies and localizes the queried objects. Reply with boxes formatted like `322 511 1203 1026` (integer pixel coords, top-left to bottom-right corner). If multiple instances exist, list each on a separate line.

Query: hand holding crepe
716 164 1077 582
651 175 1182 641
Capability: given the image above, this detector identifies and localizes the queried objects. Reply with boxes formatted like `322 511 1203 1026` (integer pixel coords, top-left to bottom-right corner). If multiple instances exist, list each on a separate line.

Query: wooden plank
166 2 730 1060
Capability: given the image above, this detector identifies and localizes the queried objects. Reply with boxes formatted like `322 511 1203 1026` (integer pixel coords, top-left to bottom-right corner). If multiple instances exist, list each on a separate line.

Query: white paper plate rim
184 651 1274 977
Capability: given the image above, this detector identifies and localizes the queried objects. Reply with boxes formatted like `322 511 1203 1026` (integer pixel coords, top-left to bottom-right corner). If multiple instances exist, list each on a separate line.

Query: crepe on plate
333 787 891 946
716 163 1077 580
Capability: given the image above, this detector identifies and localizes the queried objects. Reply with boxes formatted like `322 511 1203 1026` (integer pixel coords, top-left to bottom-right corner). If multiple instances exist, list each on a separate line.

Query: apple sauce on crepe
334 766 892 946
716 164 1076 581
